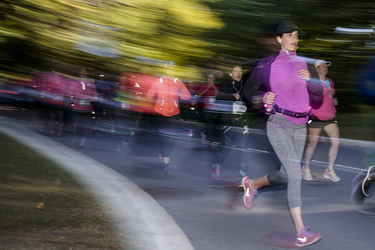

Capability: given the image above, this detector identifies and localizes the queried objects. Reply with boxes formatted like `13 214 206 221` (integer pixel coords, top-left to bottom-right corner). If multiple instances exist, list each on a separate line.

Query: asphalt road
2 107 375 250
70 123 375 250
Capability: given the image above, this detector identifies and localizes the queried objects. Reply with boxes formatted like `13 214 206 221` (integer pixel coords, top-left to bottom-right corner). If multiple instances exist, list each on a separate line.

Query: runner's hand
264 92 276 105
298 69 311 81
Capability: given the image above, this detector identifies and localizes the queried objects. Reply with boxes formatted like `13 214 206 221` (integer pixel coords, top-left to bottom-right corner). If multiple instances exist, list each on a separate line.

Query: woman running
147 62 191 175
197 72 221 145
301 60 340 182
243 21 323 247
212 65 249 180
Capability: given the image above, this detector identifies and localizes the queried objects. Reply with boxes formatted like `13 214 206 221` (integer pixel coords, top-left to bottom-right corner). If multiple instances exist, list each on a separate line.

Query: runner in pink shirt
242 21 323 247
302 60 340 182
197 72 220 145
70 68 98 152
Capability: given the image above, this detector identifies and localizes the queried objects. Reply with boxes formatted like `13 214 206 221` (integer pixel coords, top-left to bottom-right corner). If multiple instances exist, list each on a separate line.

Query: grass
0 132 122 250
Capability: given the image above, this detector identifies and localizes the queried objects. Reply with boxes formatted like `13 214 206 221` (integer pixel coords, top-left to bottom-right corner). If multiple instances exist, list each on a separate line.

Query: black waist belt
272 104 309 118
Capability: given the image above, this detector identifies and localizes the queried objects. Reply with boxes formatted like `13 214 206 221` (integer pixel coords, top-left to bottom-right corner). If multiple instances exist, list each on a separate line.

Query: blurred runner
147 62 191 175
351 145 375 214
243 21 323 247
112 73 142 152
70 68 98 152
362 166 375 197
351 165 375 214
302 60 340 182
94 71 116 128
31 71 72 136
179 80 200 138
212 65 249 180
197 72 221 145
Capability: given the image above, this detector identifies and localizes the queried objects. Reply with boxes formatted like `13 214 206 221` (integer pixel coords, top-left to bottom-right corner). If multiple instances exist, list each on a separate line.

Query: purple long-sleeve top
244 50 323 125
271 50 309 124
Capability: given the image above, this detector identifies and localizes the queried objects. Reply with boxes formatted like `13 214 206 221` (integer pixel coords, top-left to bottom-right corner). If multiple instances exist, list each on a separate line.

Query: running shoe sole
242 177 249 207
362 165 375 197
295 235 322 247
323 170 341 182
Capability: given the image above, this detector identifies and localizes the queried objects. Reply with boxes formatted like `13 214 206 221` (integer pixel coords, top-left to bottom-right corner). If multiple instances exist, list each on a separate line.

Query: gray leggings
266 114 306 208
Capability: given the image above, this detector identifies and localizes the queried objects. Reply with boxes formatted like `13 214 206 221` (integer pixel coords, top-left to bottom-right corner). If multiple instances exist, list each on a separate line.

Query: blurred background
2 1 375 249
1 0 375 138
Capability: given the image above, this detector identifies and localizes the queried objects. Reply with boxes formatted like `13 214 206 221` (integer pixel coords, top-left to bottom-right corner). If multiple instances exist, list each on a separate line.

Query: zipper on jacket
160 99 164 110
174 100 178 107
232 80 243 101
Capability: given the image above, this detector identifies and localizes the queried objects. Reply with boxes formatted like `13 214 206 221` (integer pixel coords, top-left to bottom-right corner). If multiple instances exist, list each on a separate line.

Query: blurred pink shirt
310 78 336 120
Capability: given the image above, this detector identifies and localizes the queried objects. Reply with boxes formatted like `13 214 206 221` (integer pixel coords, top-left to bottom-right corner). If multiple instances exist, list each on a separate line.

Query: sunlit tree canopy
1 0 375 87
0 0 224 81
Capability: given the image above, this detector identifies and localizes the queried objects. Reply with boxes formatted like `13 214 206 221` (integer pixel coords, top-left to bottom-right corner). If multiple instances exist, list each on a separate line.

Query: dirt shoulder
0 132 122 249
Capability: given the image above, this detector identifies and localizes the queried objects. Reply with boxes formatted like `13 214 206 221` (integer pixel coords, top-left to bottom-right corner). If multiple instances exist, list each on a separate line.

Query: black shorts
307 116 337 129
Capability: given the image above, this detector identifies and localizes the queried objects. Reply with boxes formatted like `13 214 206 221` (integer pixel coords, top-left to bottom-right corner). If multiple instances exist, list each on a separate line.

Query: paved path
1 106 375 249
81 129 375 250
0 114 194 250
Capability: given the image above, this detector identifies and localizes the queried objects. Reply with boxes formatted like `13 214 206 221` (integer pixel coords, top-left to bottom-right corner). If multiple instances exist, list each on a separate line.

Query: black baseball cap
276 21 305 36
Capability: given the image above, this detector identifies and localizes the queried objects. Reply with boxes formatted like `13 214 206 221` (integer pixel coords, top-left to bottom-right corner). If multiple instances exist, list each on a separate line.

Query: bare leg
251 175 271 190
304 128 322 169
290 207 305 234
323 123 339 170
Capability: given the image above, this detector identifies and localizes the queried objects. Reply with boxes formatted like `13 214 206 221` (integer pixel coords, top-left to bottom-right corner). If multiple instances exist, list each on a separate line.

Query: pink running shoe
323 169 340 182
295 226 322 247
242 176 258 209
301 165 313 181
164 164 174 175
201 132 207 144
212 169 221 181
211 142 219 150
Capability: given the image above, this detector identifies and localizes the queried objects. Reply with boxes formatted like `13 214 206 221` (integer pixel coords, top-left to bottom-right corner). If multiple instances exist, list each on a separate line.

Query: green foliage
1 0 375 85
0 0 224 80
